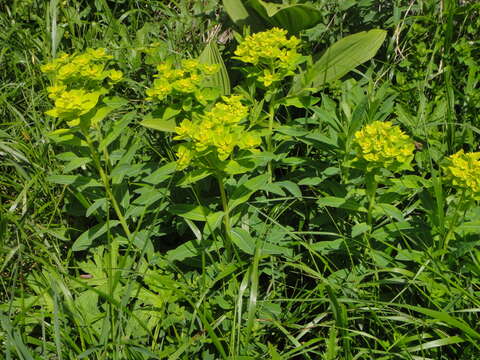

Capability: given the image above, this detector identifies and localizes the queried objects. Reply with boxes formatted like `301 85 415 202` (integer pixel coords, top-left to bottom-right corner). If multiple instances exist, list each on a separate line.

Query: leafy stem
83 130 132 240
441 189 467 256
217 174 233 261
365 170 378 229
266 93 277 183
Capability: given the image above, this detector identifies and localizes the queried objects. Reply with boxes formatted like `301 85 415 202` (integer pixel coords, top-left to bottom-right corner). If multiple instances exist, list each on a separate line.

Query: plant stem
363 171 378 264
267 96 276 183
366 171 378 230
217 175 233 260
83 132 132 240
441 189 466 256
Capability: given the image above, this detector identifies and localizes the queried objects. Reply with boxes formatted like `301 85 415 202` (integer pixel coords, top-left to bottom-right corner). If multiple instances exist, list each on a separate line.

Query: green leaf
72 220 121 251
388 302 480 341
103 96 129 108
231 227 255 255
47 129 87 147
317 196 366 212
249 0 323 33
63 157 92 173
220 158 257 175
177 168 212 187
99 112 135 151
170 204 211 221
203 211 225 236
291 29 386 94
228 173 268 211
310 239 344 254
198 41 230 96
166 239 222 262
278 95 320 109
139 113 177 132
351 223 370 238
47 175 101 188
277 181 302 198
90 105 114 127
374 203 405 222
143 162 176 185
222 0 250 27
86 198 107 217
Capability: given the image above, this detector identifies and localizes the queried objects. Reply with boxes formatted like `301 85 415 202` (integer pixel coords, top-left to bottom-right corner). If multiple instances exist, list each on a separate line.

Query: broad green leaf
47 129 87 147
86 198 107 217
231 227 255 255
99 112 135 151
203 211 225 236
222 0 250 27
351 223 370 238
276 181 302 198
317 196 366 212
47 174 101 188
140 115 176 132
374 203 405 222
371 221 413 241
198 41 230 96
143 162 176 185
278 95 320 109
63 157 92 173
90 105 114 127
177 168 212 187
170 204 211 221
228 173 268 211
103 96 129 108
166 239 222 262
291 29 386 94
249 0 323 33
111 163 145 184
310 239 344 254
72 220 120 251
220 158 257 175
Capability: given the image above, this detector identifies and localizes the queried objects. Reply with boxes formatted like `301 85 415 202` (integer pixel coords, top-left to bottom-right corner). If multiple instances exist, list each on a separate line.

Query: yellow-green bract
173 95 262 169
233 27 302 86
444 150 480 197
41 48 122 125
354 121 415 171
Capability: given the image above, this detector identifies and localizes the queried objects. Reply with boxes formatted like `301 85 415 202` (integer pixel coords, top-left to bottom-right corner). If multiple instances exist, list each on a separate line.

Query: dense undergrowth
1 1 479 359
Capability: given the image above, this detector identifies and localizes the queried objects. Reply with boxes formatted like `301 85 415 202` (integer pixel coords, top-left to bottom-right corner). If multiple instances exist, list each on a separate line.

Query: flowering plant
233 27 303 87
146 59 219 105
444 150 480 198
41 48 122 127
353 121 415 172
174 95 262 169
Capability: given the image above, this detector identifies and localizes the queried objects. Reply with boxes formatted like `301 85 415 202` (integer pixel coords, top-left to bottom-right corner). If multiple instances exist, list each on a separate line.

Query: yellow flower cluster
41 48 122 124
173 95 262 169
354 121 415 170
444 150 480 196
146 59 219 102
41 48 121 85
234 28 301 86
44 89 106 122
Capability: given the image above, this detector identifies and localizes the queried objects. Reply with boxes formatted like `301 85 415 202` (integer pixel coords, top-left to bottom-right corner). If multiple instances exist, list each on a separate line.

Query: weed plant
1 1 479 359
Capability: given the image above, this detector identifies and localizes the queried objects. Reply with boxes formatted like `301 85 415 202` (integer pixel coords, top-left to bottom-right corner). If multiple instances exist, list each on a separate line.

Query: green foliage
223 0 323 33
